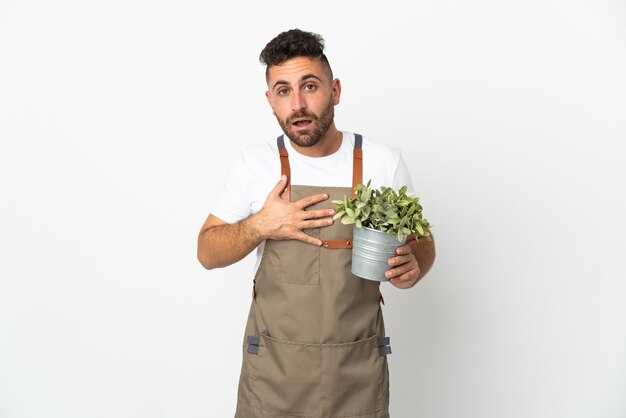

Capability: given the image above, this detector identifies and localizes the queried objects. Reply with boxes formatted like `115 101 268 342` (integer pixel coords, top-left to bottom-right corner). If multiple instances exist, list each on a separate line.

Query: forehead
266 56 328 86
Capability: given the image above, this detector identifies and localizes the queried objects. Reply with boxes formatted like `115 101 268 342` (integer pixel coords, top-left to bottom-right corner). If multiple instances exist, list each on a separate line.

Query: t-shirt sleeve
392 153 416 196
210 151 253 224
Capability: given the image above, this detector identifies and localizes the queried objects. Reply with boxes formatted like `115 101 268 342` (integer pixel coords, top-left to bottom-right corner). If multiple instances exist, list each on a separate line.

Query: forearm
197 215 264 270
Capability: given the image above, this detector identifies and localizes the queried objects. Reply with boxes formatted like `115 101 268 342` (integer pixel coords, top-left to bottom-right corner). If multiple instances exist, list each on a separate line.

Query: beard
276 97 335 148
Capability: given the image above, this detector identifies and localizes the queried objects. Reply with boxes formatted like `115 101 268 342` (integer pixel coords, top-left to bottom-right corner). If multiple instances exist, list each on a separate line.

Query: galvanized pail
351 226 407 281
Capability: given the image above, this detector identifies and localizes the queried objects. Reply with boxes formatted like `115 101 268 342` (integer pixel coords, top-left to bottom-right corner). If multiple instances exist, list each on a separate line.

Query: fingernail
328 219 333 225
386 271 392 278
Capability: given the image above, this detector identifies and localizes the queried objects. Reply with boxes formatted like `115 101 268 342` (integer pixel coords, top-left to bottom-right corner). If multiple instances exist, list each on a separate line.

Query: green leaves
333 179 431 242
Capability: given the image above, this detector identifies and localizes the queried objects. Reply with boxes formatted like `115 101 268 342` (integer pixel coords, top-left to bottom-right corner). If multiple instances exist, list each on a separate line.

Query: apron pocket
278 228 320 285
254 333 321 416
322 335 384 417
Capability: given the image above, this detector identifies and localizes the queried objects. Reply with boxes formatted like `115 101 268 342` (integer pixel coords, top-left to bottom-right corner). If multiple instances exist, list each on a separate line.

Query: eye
303 84 317 92
277 88 290 96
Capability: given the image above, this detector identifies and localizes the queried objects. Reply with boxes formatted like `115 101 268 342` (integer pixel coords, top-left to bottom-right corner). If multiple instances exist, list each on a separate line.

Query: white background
1 1 625 417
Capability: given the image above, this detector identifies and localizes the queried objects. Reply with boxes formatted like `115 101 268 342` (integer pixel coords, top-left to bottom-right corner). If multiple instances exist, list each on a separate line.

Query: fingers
295 192 330 209
386 244 412 270
270 175 289 198
301 208 335 220
385 258 414 279
388 261 419 288
300 217 334 229
261 178 334 242
389 276 416 289
395 243 411 255
386 245 420 287
295 231 323 246
270 177 329 209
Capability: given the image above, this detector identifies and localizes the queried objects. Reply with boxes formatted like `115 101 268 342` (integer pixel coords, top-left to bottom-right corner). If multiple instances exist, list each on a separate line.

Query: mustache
287 110 317 123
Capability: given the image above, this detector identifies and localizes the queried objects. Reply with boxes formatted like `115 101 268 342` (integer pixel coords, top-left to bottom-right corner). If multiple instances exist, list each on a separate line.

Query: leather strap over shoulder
352 134 363 198
277 135 291 201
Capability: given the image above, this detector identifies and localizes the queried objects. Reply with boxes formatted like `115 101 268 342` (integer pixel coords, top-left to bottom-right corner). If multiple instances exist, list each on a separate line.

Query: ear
331 78 342 106
265 90 276 115
265 91 278 116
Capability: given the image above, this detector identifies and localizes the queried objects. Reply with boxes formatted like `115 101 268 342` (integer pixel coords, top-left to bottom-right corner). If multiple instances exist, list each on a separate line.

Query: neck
290 124 342 158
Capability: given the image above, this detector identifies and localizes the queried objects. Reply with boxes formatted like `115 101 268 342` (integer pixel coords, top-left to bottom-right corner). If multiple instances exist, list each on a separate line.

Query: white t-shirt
211 131 415 269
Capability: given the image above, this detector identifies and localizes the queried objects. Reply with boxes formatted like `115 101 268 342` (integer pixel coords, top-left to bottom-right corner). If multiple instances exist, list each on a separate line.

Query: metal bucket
351 226 407 281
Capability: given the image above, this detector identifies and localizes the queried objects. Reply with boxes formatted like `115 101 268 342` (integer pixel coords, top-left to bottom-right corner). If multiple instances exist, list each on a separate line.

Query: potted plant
333 180 431 281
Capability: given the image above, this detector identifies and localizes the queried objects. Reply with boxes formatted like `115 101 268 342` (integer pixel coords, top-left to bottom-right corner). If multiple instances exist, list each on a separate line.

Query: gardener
197 28 435 418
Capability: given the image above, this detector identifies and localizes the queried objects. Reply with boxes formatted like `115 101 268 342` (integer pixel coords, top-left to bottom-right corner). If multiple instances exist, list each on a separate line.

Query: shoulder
222 137 282 192
227 138 282 178
213 137 283 222
347 132 402 163
344 131 411 190
237 138 279 163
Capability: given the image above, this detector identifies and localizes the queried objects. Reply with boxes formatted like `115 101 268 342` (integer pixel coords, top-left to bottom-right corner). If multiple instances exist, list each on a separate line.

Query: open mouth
292 119 312 128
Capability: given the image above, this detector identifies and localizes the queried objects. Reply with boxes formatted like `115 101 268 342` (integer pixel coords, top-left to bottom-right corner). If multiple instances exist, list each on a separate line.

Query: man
197 29 435 418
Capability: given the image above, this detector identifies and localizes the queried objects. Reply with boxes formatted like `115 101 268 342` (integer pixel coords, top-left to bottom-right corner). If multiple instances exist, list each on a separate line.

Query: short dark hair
260 29 333 81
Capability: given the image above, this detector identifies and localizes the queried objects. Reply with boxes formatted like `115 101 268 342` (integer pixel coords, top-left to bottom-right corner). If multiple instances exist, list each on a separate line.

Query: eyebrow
272 74 323 91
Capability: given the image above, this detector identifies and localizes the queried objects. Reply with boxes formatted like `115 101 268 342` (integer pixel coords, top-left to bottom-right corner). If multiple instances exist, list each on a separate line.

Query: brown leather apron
235 134 391 418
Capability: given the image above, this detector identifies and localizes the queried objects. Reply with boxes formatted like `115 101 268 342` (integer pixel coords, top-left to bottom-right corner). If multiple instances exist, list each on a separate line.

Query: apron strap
277 135 291 201
276 133 364 201
352 134 363 198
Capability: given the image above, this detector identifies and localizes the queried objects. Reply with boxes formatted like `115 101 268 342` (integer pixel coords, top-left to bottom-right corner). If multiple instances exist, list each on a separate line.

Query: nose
291 91 307 112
